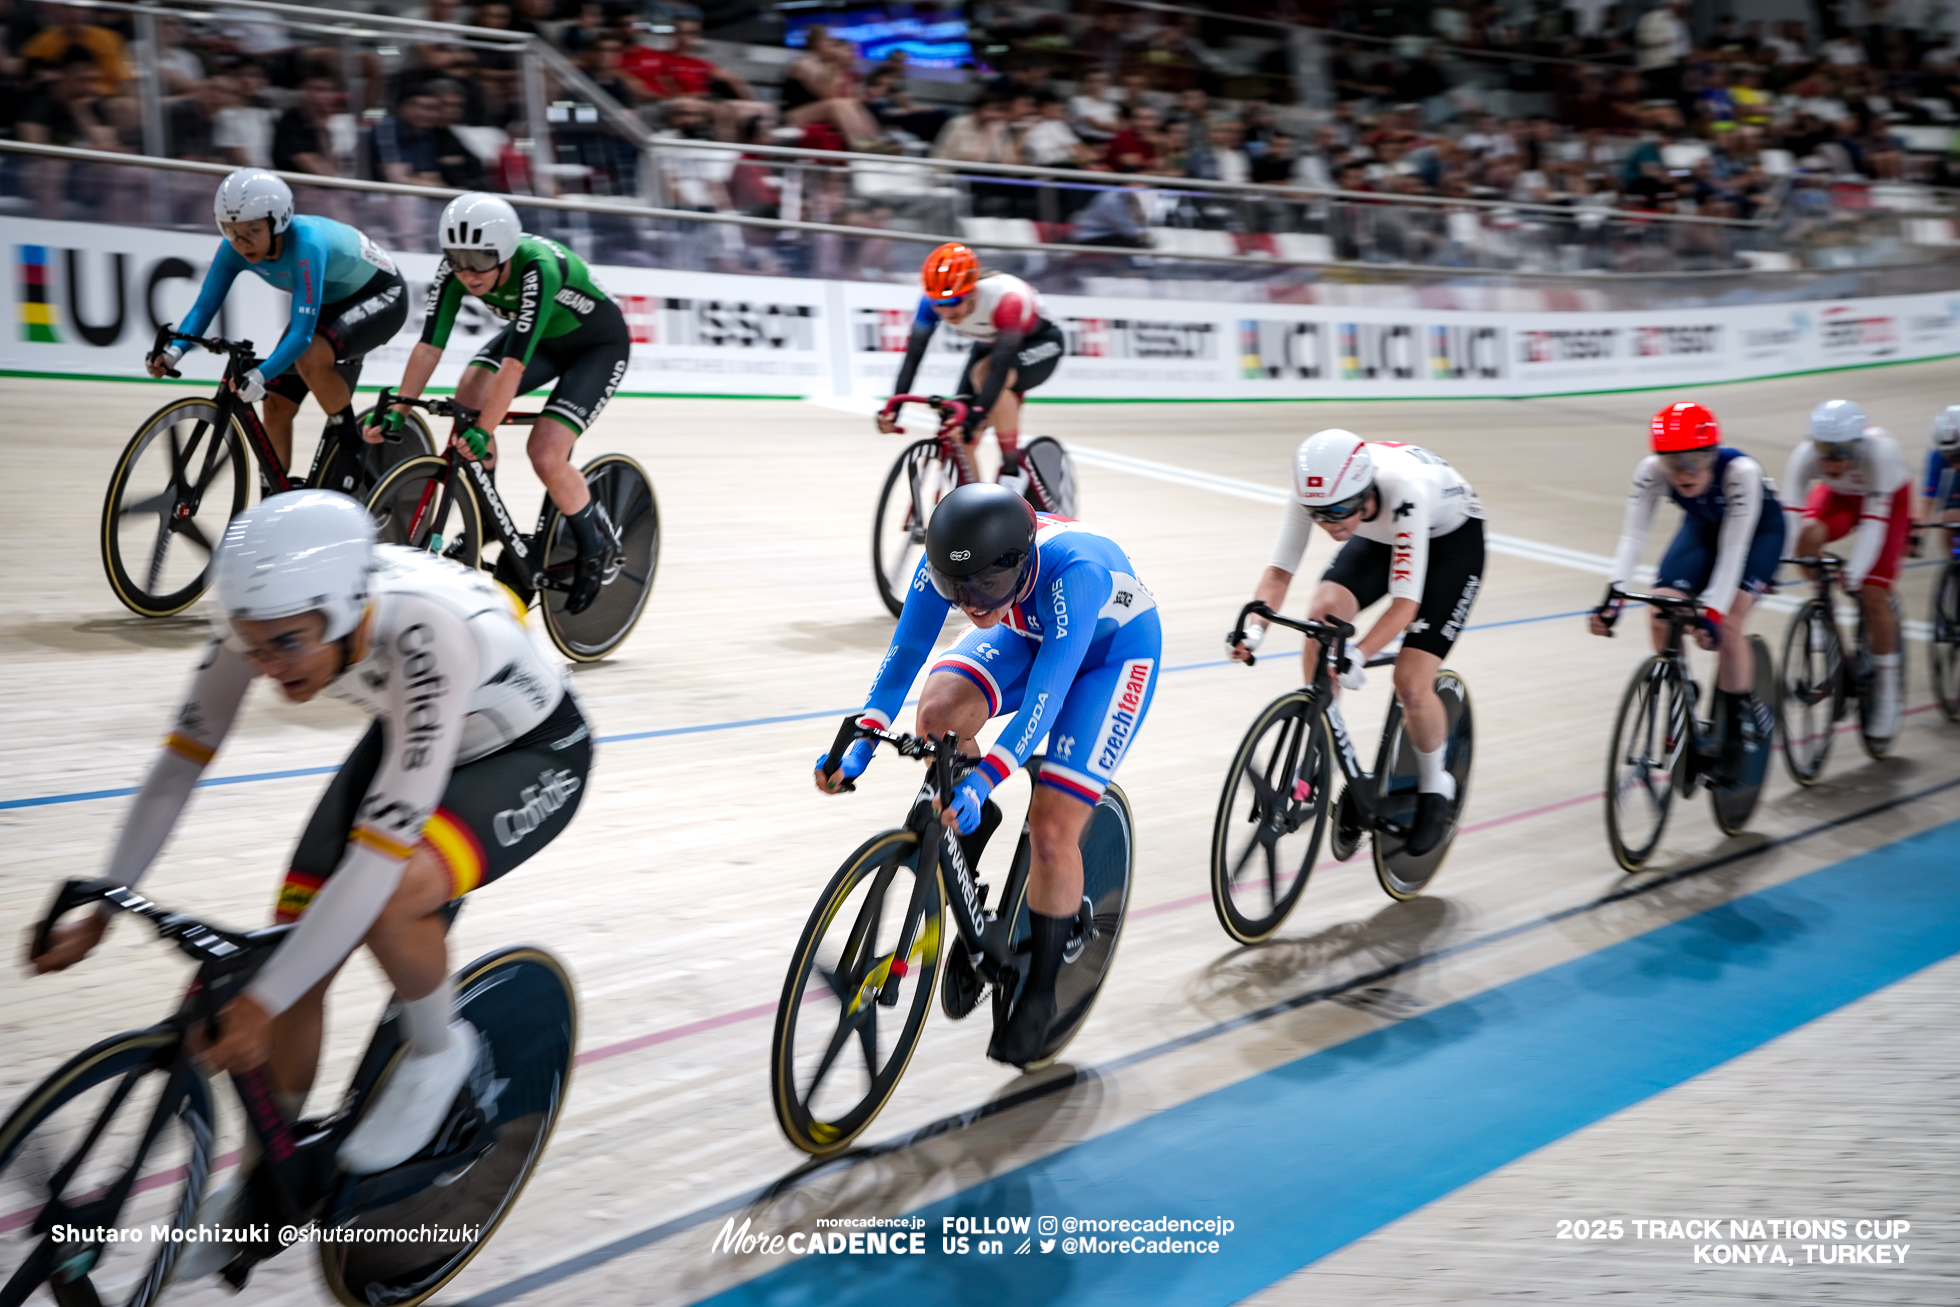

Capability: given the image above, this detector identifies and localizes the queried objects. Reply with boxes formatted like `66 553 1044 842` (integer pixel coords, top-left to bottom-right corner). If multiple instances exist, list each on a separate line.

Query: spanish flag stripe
350 824 416 862
165 732 216 766
421 808 487 898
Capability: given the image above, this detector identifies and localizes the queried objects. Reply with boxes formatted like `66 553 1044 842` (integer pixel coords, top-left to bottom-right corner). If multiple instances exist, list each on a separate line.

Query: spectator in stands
19 3 129 96
1104 103 1163 173
273 65 344 176
17 46 112 148
931 90 1020 165
781 26 886 150
367 82 481 189
163 68 242 163
1251 131 1304 185
1020 89 1089 168
1636 0 1690 103
864 64 947 145
132 14 203 96
468 2 522 126
1185 116 1250 183
1069 68 1122 143
580 30 652 107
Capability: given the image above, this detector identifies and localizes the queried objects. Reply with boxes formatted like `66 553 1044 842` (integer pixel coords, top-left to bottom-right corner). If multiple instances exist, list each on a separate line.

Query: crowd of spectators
7 0 1960 268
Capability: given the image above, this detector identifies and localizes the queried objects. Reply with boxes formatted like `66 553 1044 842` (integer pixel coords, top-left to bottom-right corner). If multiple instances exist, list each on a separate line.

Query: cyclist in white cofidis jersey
1229 430 1486 857
27 491 590 1281
1783 399 1914 742
877 242 1066 498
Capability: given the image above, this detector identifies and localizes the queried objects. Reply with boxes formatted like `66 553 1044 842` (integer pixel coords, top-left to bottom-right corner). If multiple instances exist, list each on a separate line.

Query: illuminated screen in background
783 5 972 70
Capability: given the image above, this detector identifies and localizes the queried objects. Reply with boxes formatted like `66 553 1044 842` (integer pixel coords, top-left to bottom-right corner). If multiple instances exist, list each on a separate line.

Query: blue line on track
689 818 1960 1307
0 608 1594 813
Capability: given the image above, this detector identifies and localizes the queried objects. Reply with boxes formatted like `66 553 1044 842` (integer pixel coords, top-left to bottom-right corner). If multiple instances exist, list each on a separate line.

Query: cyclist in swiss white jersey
877 242 1066 498
1230 430 1486 856
1782 399 1913 741
27 492 591 1275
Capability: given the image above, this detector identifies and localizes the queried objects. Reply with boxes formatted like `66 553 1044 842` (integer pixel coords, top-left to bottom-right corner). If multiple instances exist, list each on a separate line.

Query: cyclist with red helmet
877 243 1066 495
1592 402 1784 778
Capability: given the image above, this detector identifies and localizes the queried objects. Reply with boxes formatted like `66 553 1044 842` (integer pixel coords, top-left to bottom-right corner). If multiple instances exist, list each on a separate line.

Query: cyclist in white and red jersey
877 243 1066 495
27 492 590 1276
1229 430 1486 856
1783 399 1913 740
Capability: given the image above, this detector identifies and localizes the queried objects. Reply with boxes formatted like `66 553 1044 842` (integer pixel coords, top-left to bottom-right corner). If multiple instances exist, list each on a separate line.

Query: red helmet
1650 402 1720 453
921 242 980 302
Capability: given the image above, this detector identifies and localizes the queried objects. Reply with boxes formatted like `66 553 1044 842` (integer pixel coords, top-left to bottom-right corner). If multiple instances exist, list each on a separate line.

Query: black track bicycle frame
1601 588 1717 768
880 393 1062 515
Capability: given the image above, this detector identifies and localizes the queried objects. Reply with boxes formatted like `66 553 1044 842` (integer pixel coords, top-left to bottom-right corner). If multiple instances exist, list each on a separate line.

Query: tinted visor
929 553 1029 612
1658 447 1718 474
445 247 505 273
1308 488 1370 523
1813 438 1860 462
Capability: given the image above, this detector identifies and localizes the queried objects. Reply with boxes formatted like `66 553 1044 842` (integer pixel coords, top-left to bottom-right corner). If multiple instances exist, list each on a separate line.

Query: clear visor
446 247 506 273
1813 438 1861 461
219 218 271 243
1657 447 1719 474
928 554 1029 613
1308 487 1370 523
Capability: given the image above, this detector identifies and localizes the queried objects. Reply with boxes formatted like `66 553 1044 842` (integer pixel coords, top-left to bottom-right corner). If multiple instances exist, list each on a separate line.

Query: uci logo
950 549 971 561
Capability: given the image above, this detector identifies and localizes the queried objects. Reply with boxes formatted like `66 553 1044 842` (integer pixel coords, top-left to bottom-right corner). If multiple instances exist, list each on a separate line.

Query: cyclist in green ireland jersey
373 193 630 613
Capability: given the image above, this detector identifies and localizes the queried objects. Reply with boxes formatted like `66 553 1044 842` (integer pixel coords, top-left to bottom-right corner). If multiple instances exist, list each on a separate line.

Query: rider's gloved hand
1590 594 1623 636
460 425 492 460
234 368 267 404
378 408 407 439
1227 622 1265 658
945 770 994 836
150 344 184 376
1696 607 1724 650
1336 645 1369 691
814 737 876 789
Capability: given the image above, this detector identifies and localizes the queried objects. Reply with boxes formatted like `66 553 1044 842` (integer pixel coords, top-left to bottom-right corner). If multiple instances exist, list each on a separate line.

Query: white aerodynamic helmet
1808 398 1869 452
1292 429 1375 516
1932 404 1960 458
212 490 375 642
213 167 294 235
439 192 522 269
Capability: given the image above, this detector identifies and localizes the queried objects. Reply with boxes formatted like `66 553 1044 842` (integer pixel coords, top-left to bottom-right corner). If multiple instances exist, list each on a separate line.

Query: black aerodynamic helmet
925 483 1039 612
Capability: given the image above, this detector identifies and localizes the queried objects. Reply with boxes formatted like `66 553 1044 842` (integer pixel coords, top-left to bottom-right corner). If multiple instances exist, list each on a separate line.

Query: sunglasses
930 295 968 307
1813 439 1860 461
1308 489 1370 523
236 625 333 666
218 219 270 242
445 247 506 273
1658 448 1718 474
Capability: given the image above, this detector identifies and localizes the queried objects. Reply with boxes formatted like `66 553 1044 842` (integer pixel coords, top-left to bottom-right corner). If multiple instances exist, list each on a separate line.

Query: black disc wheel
312 407 435 500
320 947 575 1307
1372 671 1474 898
1857 590 1907 760
1020 436 1078 518
1932 560 1960 722
365 456 483 571
1209 692 1330 943
771 830 946 1155
100 398 250 617
539 454 659 663
1605 656 1687 872
0 1030 213 1307
992 772 1134 1070
872 438 954 619
1777 599 1842 785
1710 636 1776 837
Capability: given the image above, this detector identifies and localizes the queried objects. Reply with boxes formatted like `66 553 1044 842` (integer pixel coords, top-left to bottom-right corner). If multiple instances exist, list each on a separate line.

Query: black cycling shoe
561 500 620 616
987 986 1056 1068
1405 791 1452 857
566 554 607 615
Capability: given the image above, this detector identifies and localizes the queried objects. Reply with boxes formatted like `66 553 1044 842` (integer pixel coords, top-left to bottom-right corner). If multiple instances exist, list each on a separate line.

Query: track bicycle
1924 528 1960 721
770 718 1133 1155
2 878 575 1307
1208 602 1474 946
1775 554 1907 783
1598 589 1775 872
100 324 435 619
870 394 1078 618
361 391 659 663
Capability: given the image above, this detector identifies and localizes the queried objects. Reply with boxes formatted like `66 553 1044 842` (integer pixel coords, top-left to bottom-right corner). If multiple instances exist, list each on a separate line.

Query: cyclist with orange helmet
1592 402 1784 779
877 243 1066 493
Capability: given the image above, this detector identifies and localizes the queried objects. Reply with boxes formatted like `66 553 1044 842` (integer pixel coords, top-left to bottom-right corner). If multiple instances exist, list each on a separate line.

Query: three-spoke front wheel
1778 599 1843 785
365 455 484 571
1605 655 1688 872
1209 692 1330 944
872 438 956 619
771 830 945 1155
100 398 250 617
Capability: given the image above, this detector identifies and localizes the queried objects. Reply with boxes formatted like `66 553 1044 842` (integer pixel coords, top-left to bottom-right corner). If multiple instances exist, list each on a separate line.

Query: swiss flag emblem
1307 476 1324 487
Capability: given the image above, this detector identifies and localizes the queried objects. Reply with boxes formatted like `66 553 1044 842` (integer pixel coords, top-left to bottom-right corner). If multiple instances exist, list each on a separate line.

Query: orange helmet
921 242 980 302
1650 402 1720 453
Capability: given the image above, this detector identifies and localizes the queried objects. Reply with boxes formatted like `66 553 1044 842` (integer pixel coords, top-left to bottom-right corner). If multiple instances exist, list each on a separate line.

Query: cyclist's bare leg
1302 579 1361 686
914 667 989 759
293 335 350 416
260 393 298 470
1718 590 1758 693
1391 646 1447 754
1857 581 1899 656
527 415 590 516
1026 784 1093 916
965 356 1023 467
1644 586 1692 654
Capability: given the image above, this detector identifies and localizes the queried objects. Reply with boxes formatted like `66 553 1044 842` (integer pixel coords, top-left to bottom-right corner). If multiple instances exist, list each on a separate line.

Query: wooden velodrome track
3 364 1957 1305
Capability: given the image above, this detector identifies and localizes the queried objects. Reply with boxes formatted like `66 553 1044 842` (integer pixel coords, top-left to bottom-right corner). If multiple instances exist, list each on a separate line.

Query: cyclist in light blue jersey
147 169 408 489
815 484 1161 1068
1920 405 1960 554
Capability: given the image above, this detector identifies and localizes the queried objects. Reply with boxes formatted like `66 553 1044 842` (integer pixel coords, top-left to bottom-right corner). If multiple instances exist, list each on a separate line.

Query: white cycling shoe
171 1172 244 1280
337 1021 480 1175
1868 669 1902 739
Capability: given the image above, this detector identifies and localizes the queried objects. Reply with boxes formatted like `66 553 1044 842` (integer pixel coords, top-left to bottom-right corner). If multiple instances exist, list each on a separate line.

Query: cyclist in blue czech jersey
146 168 408 489
1920 404 1960 551
814 484 1160 1067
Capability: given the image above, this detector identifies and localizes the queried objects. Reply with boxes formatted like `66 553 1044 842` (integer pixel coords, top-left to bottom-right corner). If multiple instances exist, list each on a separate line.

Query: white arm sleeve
104 638 253 888
1610 458 1666 590
1782 442 1816 547
246 599 480 1016
1846 438 1908 589
1703 456 1766 617
1268 500 1315 574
